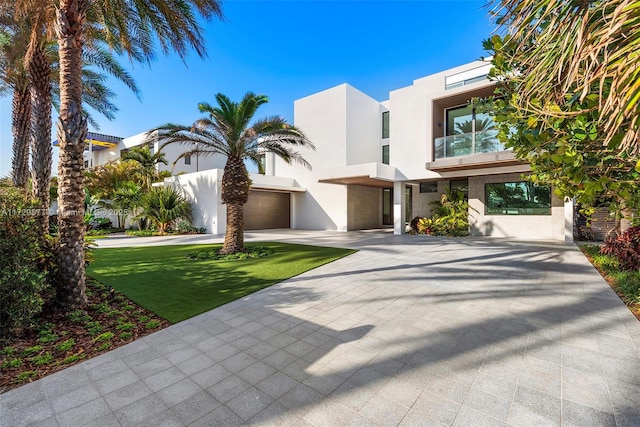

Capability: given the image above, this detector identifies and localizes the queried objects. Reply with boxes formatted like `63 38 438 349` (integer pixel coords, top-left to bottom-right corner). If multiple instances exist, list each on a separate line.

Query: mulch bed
0 278 170 394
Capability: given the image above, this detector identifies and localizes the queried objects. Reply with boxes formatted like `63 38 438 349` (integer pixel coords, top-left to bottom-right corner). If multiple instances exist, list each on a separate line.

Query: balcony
434 129 506 160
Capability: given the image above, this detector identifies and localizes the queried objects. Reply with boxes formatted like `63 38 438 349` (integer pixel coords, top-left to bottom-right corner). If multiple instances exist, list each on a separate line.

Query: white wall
388 59 494 181
166 170 226 234
468 173 566 240
345 85 384 165
275 85 350 230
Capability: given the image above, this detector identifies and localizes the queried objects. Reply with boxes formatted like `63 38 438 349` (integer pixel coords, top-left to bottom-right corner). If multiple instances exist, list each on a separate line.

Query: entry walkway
2 232 640 426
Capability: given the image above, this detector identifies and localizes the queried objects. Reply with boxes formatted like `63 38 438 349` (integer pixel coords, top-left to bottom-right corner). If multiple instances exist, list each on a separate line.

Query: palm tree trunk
220 156 250 254
222 203 245 253
54 0 89 308
28 43 53 237
11 80 31 188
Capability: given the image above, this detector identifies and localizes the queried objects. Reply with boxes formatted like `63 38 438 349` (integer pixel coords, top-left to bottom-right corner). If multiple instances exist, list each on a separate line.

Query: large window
382 145 389 164
382 111 389 139
434 104 501 159
485 182 551 215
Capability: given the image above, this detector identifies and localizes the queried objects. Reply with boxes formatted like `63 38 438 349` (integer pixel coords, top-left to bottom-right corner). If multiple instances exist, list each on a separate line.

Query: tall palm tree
1 4 142 236
490 0 640 154
14 0 222 308
0 18 31 188
151 92 315 254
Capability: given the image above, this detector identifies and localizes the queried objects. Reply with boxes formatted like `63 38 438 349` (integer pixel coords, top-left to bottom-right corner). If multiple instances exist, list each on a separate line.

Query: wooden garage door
244 190 291 230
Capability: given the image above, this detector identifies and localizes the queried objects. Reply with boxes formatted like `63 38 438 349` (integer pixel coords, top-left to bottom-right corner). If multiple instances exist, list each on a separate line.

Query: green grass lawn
87 242 355 323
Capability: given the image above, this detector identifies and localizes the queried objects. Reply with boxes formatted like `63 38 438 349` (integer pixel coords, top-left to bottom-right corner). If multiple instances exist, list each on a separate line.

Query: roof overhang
248 173 306 193
52 131 123 152
318 162 405 188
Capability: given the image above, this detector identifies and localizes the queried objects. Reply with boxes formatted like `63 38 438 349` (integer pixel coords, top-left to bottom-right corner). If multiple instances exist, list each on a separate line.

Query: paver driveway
2 231 640 426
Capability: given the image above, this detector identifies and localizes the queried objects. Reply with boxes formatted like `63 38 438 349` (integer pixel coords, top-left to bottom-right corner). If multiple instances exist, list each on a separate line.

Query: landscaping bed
0 278 169 394
580 244 640 321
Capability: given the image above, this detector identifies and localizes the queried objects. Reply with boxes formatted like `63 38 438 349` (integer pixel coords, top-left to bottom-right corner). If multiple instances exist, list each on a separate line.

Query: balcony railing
434 129 506 160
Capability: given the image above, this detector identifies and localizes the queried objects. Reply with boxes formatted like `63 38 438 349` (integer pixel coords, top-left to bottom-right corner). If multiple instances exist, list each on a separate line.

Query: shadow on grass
87 242 355 323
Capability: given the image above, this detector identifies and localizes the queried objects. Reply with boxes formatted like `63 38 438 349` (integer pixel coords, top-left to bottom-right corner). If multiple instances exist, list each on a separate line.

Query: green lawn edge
87 242 356 323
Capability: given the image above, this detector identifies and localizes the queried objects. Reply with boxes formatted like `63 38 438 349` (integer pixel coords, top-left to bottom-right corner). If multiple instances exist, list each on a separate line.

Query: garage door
244 190 291 230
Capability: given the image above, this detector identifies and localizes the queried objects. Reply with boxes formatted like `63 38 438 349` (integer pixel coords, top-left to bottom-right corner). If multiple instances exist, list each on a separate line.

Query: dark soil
0 278 169 394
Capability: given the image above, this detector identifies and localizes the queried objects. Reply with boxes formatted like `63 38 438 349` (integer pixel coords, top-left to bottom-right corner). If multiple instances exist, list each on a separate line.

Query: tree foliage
488 0 640 155
481 1 640 214
151 92 314 253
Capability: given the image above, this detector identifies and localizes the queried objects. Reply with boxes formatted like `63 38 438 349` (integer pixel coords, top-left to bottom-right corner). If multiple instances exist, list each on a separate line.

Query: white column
265 153 276 176
564 197 574 245
393 181 406 235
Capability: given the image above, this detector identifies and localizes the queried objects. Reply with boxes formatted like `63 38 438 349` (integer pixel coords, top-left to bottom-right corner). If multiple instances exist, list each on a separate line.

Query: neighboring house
59 130 226 174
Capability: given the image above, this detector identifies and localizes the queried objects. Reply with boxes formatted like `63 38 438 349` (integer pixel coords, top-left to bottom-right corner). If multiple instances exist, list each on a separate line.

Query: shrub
0 186 52 338
186 246 274 261
601 226 640 271
429 189 472 237
137 187 192 235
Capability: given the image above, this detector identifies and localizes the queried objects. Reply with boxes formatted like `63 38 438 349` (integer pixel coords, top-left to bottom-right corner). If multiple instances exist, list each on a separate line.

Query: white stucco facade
88 59 571 242
268 60 571 241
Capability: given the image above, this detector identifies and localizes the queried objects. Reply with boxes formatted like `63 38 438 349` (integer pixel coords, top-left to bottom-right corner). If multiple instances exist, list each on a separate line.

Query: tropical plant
484 0 640 219
429 189 472 236
138 187 192 235
0 185 52 338
108 181 141 228
121 145 168 189
85 160 141 200
0 17 31 188
601 226 640 272
151 92 314 254
489 0 640 156
44 0 223 308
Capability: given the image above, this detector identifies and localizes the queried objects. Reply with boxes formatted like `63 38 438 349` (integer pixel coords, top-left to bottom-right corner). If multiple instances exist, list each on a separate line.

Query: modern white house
74 59 574 242
266 59 573 242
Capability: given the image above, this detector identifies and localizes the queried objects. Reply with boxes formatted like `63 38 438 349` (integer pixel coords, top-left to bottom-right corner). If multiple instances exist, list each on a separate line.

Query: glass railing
434 129 506 159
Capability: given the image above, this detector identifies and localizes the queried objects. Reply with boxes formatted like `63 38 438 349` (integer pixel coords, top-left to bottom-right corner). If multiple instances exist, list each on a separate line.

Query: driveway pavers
2 230 640 426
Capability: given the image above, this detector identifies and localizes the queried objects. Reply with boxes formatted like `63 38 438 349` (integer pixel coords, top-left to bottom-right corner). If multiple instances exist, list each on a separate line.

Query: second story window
382 145 390 164
382 111 389 139
184 155 191 165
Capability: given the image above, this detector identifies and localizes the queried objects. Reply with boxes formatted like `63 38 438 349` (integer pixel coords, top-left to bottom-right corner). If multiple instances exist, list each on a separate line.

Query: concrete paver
2 230 640 426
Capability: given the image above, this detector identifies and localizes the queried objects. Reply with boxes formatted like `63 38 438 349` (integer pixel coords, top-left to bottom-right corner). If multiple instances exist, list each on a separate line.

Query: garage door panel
244 190 290 230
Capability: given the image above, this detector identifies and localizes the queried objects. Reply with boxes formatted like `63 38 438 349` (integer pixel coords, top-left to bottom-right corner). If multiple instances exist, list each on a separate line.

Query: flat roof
52 131 123 151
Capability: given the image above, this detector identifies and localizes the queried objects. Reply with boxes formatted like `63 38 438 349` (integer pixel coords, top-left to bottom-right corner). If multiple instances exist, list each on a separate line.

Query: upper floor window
434 104 502 159
184 155 191 165
382 111 389 139
382 145 390 164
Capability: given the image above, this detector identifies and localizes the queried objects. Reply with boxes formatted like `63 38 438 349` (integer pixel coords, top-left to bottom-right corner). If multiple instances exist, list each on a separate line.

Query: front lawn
87 242 355 323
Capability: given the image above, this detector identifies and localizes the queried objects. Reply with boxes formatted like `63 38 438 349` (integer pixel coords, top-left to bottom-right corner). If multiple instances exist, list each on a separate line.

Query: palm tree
11 0 223 308
152 92 315 254
490 0 640 154
121 145 168 189
138 186 192 235
1 6 142 237
0 19 31 188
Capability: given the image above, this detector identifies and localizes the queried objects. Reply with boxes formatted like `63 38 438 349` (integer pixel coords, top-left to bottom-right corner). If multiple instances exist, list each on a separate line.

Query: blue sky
0 0 494 176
